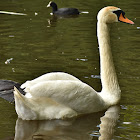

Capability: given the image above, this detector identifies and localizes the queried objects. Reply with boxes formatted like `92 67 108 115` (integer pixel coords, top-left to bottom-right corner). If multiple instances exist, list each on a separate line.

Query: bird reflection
47 14 79 28
14 105 120 140
47 16 58 28
99 106 120 140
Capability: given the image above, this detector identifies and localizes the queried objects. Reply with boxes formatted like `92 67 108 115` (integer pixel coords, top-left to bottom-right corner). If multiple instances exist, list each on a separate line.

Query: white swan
14 6 134 120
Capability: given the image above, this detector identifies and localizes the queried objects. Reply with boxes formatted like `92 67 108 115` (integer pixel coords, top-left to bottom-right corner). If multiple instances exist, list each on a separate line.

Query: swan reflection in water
14 105 120 140
99 106 120 140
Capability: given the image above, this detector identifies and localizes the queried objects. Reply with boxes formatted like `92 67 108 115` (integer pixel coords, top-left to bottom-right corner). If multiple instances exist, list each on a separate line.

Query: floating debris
137 27 140 29
12 68 15 72
76 58 88 61
9 35 15 38
35 12 38 16
80 11 89 14
0 11 27 15
123 122 132 125
5 58 13 64
91 75 101 79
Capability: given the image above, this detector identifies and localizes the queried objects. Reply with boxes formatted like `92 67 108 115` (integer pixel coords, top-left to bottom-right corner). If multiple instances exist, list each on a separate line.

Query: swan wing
21 72 81 91
28 80 106 114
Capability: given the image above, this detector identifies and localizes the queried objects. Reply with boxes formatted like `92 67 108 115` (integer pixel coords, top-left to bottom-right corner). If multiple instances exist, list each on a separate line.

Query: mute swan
14 6 134 120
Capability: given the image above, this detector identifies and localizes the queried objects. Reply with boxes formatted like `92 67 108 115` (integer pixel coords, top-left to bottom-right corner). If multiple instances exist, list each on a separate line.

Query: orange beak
119 13 134 24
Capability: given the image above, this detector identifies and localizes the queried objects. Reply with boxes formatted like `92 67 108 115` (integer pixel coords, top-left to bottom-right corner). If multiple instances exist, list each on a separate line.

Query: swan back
21 72 81 93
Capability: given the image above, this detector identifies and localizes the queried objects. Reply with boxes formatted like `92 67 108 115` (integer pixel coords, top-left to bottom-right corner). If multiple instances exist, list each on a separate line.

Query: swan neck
97 21 120 99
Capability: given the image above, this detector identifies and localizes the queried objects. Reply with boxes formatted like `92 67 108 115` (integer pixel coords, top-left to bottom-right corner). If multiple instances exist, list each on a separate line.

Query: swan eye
113 9 134 24
113 10 125 20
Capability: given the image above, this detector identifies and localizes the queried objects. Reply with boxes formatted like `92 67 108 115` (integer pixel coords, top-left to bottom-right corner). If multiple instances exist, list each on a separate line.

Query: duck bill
47 3 50 7
119 13 134 24
47 1 51 7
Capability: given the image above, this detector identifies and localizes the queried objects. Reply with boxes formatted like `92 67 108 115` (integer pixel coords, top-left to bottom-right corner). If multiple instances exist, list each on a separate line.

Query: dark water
0 0 140 139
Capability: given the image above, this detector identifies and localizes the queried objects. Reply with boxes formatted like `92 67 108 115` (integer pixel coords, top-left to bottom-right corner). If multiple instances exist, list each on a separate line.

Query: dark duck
47 1 81 16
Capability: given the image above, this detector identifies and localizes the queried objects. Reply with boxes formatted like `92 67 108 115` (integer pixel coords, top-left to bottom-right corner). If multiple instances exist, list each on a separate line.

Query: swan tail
14 87 37 120
14 87 78 120
14 86 26 101
80 11 89 14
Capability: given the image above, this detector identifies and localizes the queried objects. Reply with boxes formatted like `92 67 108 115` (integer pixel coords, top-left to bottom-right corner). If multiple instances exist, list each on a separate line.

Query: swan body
14 6 134 120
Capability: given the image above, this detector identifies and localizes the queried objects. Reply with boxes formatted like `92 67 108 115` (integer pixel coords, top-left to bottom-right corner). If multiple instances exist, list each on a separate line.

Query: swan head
97 6 134 24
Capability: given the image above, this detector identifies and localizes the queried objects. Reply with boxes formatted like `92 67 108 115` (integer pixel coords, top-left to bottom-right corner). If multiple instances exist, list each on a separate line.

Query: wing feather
28 80 106 114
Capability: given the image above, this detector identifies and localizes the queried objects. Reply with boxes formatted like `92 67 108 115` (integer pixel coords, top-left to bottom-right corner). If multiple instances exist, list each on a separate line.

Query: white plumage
14 6 134 120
